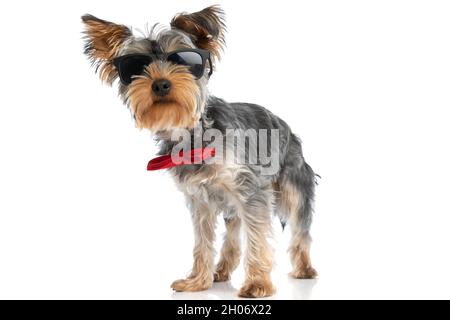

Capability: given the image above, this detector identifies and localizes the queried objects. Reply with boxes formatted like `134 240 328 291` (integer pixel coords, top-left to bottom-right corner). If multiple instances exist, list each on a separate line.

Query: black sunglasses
113 49 213 85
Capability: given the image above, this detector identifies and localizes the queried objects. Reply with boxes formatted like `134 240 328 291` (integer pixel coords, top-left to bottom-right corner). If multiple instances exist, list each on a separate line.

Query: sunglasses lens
167 51 204 78
117 55 152 85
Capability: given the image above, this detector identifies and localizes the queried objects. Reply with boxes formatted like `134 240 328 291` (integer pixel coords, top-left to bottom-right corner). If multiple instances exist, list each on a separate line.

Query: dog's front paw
289 266 318 279
171 277 213 292
238 280 276 298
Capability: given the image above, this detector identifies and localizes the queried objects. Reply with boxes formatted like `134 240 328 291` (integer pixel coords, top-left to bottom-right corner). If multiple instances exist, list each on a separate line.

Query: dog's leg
236 193 275 298
277 163 318 279
289 230 317 279
171 197 217 292
214 216 241 282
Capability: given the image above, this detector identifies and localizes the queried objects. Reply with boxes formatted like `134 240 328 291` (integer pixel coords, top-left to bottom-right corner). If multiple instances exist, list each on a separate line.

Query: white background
0 0 449 300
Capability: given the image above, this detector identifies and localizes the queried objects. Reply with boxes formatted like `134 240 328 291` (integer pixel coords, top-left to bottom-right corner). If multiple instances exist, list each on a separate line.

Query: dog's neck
153 103 212 155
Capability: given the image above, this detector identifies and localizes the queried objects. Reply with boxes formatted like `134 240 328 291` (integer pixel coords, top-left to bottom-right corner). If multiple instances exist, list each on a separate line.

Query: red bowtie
147 147 216 171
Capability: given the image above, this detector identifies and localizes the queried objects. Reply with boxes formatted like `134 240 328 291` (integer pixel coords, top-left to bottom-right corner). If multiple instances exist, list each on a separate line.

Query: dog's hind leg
277 161 318 279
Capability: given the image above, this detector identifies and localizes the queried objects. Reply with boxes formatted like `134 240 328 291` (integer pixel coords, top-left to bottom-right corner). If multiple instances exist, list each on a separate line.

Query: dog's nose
152 79 171 97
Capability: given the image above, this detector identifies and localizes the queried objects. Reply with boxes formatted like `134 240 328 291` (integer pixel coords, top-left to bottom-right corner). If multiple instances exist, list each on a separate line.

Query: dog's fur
82 5 317 298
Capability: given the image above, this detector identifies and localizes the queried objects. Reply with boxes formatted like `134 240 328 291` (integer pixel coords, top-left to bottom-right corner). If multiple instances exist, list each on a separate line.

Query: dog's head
82 6 225 132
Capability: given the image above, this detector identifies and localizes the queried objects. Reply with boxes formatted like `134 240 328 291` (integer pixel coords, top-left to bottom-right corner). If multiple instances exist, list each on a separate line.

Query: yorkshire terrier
82 5 317 298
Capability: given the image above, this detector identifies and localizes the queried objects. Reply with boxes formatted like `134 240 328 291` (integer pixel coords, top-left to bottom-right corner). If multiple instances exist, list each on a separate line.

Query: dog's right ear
81 14 131 84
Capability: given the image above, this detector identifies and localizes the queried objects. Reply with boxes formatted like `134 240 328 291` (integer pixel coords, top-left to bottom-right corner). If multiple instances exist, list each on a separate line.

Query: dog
82 5 317 298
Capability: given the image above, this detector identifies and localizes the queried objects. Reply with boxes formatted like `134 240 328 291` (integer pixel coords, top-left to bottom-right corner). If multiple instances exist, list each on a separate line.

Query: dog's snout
152 79 171 97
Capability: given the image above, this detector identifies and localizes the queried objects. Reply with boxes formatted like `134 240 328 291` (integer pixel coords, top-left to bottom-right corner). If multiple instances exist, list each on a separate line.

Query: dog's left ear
81 14 132 84
171 5 226 59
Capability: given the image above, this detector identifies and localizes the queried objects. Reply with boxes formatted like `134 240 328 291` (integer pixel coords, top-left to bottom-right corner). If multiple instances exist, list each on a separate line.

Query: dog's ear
81 14 132 84
171 5 226 59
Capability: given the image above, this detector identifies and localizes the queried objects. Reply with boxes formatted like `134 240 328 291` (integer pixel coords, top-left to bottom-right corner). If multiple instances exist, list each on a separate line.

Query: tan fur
289 242 317 279
82 18 130 84
238 207 275 298
170 5 225 59
82 7 315 299
277 180 302 222
239 264 276 298
171 198 217 292
277 181 318 279
127 63 200 131
172 163 276 298
214 217 241 282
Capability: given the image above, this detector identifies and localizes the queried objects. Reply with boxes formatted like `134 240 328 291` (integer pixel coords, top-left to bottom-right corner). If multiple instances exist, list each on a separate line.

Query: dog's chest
171 163 247 208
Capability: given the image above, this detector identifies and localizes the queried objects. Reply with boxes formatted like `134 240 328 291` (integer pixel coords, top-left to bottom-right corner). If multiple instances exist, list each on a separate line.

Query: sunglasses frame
113 48 213 85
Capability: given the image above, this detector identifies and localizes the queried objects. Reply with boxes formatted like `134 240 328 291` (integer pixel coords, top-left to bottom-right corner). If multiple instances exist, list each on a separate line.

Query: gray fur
82 6 317 296
117 23 317 268
160 96 318 234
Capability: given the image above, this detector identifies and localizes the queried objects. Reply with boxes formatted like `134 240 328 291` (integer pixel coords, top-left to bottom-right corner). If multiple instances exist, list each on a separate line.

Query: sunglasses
113 49 213 85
